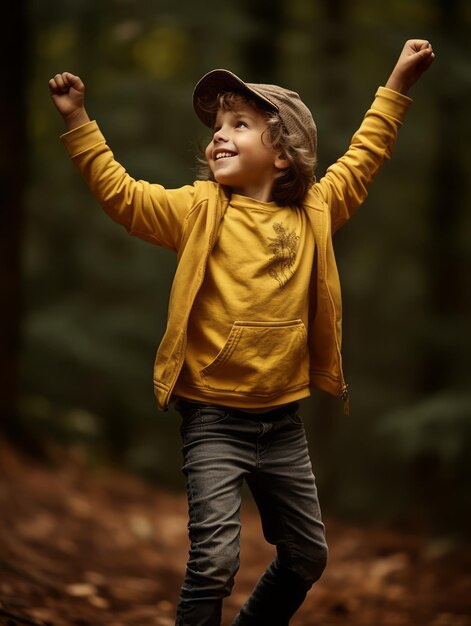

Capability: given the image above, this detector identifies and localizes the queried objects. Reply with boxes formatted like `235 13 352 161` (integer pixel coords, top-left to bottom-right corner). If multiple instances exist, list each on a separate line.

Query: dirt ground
0 439 470 626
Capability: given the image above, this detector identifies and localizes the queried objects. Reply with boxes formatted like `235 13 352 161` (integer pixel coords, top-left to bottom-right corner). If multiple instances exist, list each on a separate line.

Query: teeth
216 152 236 160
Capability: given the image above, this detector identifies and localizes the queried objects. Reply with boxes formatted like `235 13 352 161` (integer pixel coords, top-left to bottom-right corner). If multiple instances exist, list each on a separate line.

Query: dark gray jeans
173 398 328 626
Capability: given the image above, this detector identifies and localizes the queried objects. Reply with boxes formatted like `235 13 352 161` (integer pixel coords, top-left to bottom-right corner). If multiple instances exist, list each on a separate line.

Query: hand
385 39 435 95
49 72 90 129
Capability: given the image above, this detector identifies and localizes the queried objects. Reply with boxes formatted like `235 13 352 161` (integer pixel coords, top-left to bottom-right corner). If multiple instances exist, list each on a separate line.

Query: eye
235 120 248 128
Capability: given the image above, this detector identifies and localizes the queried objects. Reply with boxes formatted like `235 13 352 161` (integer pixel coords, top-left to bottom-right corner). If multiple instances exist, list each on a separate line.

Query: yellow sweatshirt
60 86 413 413
173 194 315 407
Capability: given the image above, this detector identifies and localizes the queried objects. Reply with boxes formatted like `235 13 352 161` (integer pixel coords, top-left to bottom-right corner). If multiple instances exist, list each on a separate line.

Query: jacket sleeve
311 86 413 233
60 121 194 251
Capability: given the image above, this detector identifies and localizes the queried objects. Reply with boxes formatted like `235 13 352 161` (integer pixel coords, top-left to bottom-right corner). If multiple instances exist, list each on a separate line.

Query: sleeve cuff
372 86 413 122
60 120 106 158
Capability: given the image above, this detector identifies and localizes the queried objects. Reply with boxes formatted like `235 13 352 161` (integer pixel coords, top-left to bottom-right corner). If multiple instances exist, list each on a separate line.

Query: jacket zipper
321 208 350 416
165 191 226 408
341 382 350 416
165 255 209 408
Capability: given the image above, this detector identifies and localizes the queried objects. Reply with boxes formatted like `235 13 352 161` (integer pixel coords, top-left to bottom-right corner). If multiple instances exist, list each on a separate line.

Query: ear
274 152 289 171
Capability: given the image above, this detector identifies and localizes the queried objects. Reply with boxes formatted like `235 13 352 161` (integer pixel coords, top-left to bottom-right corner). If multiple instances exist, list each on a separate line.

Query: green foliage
370 393 471 534
378 393 471 468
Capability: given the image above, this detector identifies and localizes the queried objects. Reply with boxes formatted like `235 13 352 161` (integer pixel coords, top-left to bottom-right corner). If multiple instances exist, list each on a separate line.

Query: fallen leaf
65 582 97 597
88 594 110 609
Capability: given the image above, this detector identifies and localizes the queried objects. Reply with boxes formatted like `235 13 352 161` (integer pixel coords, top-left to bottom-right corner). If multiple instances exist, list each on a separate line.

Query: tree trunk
0 1 29 447
417 0 464 393
241 0 282 83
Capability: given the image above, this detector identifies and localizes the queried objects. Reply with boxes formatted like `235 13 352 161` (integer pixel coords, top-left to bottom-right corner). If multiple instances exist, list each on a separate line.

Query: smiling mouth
215 151 238 160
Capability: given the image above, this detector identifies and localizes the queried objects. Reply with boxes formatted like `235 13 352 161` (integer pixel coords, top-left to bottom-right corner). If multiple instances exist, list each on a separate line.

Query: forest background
2 0 471 538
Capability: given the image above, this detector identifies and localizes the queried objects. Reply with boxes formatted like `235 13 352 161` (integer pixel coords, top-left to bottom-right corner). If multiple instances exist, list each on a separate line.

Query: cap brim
193 69 278 128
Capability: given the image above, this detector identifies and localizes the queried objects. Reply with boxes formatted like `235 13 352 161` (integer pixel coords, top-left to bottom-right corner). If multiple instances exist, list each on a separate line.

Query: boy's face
205 103 287 202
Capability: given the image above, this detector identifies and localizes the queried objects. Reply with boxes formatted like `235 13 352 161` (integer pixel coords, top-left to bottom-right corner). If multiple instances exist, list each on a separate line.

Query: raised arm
49 72 193 251
310 40 435 233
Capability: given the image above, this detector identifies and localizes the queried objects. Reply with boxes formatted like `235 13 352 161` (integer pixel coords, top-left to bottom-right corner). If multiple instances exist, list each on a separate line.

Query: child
49 39 435 626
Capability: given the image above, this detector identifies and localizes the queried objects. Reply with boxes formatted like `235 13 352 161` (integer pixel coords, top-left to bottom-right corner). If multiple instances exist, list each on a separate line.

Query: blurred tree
305 0 352 497
417 0 466 393
384 0 471 533
240 0 282 82
0 0 31 449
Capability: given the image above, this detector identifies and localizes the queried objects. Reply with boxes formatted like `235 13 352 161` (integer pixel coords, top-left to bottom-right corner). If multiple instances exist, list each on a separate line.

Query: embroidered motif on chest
266 222 300 288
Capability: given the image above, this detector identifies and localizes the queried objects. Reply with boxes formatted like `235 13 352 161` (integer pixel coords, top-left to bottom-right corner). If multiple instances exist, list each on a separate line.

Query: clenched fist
385 39 435 95
49 72 90 130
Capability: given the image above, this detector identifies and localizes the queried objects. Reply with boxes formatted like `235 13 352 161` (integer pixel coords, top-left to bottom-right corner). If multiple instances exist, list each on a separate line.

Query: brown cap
193 69 317 159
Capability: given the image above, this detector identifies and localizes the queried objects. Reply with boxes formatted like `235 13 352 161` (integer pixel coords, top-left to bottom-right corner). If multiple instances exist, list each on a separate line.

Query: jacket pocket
199 319 308 397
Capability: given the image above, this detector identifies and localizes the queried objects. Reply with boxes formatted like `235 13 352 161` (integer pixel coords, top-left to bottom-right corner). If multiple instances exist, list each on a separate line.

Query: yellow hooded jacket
60 86 412 413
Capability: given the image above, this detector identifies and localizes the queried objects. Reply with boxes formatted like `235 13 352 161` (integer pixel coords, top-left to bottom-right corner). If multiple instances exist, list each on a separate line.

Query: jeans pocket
177 400 230 431
286 411 303 425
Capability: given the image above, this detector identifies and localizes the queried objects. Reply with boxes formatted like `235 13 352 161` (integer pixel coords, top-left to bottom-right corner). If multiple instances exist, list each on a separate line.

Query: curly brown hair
196 92 317 208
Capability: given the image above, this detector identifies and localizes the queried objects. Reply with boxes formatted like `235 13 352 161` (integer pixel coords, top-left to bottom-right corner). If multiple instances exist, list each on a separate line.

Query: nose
213 126 229 143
